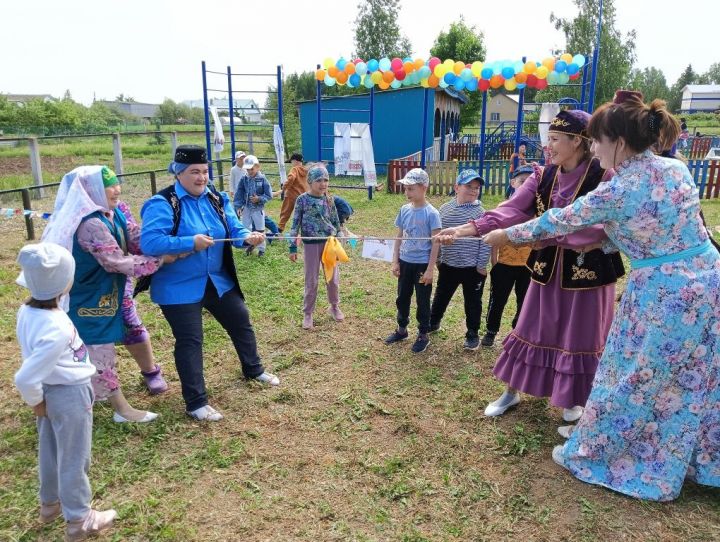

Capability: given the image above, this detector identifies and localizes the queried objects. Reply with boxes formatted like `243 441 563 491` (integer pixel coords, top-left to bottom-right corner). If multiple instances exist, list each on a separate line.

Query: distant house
183 98 264 124
680 85 720 113
97 101 160 121
485 93 536 124
2 93 55 104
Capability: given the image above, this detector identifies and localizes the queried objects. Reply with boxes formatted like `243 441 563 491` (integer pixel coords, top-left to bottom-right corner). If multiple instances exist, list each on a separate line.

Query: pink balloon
428 57 441 70
391 57 403 71
395 69 406 81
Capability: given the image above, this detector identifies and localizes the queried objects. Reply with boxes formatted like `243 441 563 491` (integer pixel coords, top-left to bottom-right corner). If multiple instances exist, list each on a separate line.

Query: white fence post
28 137 44 199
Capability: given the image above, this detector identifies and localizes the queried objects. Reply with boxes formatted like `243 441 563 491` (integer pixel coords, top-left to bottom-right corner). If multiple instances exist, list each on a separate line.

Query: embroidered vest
526 159 625 289
69 209 129 344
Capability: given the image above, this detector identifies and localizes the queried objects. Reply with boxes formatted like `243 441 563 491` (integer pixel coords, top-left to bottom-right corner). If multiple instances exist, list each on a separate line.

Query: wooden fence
687 159 720 199
387 159 512 197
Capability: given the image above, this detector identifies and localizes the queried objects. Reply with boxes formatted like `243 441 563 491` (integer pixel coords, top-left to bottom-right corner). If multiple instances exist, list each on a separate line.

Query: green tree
537 0 636 109
701 62 720 84
156 98 183 124
629 67 669 102
668 64 697 112
429 17 486 128
353 0 412 60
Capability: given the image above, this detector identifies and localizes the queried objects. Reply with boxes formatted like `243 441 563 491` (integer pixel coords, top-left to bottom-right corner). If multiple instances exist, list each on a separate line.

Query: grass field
0 186 719 542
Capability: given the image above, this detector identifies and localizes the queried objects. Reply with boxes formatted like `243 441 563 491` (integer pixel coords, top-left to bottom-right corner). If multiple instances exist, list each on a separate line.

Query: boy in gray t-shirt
384 168 442 353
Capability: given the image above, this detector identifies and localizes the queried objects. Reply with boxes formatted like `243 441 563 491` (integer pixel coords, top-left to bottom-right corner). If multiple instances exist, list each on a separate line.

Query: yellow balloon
453 61 465 75
536 66 549 79
443 58 454 68
370 71 382 84
504 78 517 91
433 64 444 77
523 61 536 74
561 53 573 64
471 61 483 77
420 77 430 88
323 57 334 69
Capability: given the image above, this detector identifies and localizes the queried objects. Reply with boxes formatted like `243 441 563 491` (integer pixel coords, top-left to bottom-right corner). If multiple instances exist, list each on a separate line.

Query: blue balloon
567 63 579 76
349 73 361 87
572 54 586 68
492 62 502 75
501 66 515 79
465 78 478 91
481 67 493 79
336 58 347 70
513 61 524 73
379 57 391 71
439 80 449 89
517 83 527 89
419 66 431 78
367 59 379 72
460 68 473 81
547 71 560 85
391 79 402 89
403 56 413 63
363 74 374 88
324 74 336 87
355 62 368 76
443 72 456 85
555 60 567 73
558 72 570 84
453 79 466 90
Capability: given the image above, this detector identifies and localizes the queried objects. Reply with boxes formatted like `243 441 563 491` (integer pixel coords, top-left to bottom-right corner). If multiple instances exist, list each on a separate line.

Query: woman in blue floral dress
481 91 720 501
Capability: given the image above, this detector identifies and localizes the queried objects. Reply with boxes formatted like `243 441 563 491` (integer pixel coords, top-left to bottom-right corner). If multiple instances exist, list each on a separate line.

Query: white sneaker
552 444 568 469
187 405 224 421
112 411 158 423
254 372 280 386
557 425 575 439
483 391 521 417
562 406 584 422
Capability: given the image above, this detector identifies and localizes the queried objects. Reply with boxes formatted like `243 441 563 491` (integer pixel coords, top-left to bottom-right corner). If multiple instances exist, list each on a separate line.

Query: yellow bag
321 236 350 282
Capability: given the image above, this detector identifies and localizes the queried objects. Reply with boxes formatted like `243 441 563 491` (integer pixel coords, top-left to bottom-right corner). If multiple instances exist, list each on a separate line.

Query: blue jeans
160 280 265 411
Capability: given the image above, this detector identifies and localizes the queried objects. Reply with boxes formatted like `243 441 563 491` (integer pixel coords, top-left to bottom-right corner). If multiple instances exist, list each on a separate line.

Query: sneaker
484 390 521 417
384 329 409 345
254 372 280 386
112 411 159 423
428 323 440 334
40 501 62 524
187 405 224 421
328 305 345 322
563 406 584 422
257 251 265 257
65 509 117 541
551 444 568 470
245 244 255 256
302 314 314 329
480 332 496 347
411 334 430 353
558 425 575 439
463 335 480 350
141 364 169 395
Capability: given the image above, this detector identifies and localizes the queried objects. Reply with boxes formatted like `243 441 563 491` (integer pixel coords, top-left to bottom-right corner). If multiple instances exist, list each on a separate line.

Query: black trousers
485 263 531 334
396 260 433 334
160 280 264 411
429 263 486 338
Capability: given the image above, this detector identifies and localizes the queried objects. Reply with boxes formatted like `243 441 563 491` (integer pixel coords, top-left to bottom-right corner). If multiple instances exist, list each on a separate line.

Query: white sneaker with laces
112 411 158 423
552 444 568 469
254 372 280 386
187 405 224 421
562 406 584 422
483 390 521 417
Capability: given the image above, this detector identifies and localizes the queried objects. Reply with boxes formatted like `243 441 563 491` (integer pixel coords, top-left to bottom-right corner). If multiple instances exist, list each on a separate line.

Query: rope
213 235 482 243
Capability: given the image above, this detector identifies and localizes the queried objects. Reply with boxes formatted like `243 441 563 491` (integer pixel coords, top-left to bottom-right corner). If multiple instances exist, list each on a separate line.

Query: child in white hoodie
14 242 116 541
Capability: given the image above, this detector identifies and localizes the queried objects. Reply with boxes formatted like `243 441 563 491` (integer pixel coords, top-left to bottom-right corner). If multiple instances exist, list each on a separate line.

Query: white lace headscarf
41 165 110 252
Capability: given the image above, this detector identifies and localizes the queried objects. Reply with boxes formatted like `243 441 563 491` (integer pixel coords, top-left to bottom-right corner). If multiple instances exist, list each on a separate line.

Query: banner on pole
273 125 287 185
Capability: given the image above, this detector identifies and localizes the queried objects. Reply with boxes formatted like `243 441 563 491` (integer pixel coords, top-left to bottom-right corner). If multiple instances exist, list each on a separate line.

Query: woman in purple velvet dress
438 110 624 422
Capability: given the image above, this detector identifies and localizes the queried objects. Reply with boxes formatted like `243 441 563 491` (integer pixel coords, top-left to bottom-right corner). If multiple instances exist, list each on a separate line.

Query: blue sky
2 0 715 105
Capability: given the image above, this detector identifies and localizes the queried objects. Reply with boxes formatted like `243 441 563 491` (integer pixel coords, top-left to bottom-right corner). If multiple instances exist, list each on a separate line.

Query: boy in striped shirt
428 169 491 350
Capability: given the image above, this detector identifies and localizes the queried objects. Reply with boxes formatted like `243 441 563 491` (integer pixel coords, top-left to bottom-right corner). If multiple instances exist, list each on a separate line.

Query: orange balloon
515 72 527 84
382 70 395 83
542 57 555 71
561 53 573 64
379 80 390 90
315 69 326 81
328 66 339 78
414 58 425 70
523 61 536 74
344 62 356 75
403 61 415 74
428 74 440 88
336 71 348 84
490 75 504 89
453 61 465 75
